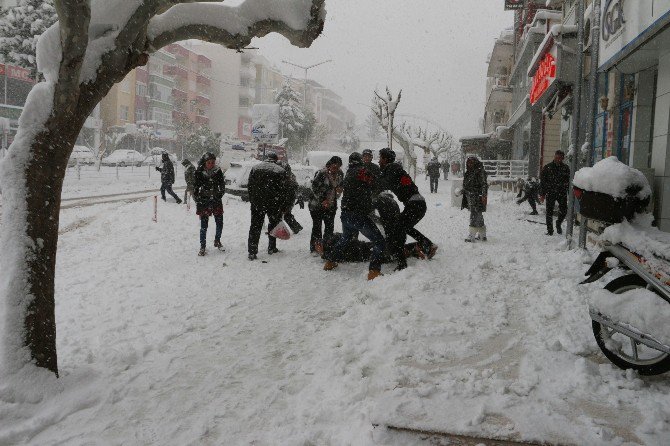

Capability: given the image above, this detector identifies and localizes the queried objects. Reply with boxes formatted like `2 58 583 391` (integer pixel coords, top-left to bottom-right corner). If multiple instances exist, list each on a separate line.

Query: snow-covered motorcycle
581 241 670 375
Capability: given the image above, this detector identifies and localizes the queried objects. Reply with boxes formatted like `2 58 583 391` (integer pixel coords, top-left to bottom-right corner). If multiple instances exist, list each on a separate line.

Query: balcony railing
481 160 529 179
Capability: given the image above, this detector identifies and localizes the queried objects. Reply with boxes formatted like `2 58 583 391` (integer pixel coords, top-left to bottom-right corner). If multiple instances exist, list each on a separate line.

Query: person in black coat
316 232 427 264
539 150 571 235
156 153 182 203
378 148 435 270
247 152 289 260
323 152 385 281
374 191 437 260
362 149 382 196
280 161 303 234
425 157 441 193
193 152 226 256
461 156 488 242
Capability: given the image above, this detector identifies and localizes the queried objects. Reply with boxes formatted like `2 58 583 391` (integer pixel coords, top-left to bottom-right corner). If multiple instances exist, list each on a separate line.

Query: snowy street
2 180 669 445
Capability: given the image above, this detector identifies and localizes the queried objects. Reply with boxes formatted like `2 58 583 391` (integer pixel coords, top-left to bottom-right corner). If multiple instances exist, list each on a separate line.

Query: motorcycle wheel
592 274 670 375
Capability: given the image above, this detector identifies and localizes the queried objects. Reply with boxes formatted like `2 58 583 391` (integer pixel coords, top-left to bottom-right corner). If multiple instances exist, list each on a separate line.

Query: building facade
594 0 670 231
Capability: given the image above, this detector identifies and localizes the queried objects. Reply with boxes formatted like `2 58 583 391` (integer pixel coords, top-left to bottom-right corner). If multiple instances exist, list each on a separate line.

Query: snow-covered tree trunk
0 0 326 378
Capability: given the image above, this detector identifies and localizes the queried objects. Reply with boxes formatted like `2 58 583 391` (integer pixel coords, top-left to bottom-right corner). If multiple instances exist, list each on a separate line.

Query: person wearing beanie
323 152 385 281
156 152 181 203
193 152 226 256
247 151 289 260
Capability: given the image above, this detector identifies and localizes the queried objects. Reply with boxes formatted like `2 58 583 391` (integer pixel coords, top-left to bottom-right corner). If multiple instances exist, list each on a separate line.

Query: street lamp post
281 59 332 108
281 59 332 161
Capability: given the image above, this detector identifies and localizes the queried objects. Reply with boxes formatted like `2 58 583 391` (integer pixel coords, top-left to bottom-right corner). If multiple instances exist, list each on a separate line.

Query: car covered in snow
224 160 260 201
142 148 178 166
101 149 146 167
67 145 96 166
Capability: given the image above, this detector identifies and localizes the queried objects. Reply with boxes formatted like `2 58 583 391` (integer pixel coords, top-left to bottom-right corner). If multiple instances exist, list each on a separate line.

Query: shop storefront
527 25 579 175
597 0 670 231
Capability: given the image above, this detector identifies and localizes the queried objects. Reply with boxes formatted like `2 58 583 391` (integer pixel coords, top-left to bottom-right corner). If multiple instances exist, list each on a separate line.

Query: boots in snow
367 270 383 281
323 260 339 271
198 247 206 256
214 240 224 250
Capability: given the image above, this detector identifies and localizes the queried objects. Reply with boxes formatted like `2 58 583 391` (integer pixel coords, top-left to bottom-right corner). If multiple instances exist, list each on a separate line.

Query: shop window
617 74 635 165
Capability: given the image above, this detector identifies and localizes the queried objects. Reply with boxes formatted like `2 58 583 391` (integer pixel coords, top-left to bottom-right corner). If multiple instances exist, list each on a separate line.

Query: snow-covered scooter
581 242 670 375
575 176 670 375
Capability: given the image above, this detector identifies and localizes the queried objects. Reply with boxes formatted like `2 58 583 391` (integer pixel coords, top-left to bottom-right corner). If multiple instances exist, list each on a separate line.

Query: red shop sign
0 64 5 76
530 52 556 105
0 63 33 83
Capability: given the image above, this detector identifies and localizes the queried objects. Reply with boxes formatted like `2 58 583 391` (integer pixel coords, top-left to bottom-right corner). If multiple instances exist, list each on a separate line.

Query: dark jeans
248 204 281 255
284 206 303 233
546 192 567 232
161 183 180 202
200 214 223 248
403 200 431 246
328 210 385 271
429 176 439 193
184 188 193 204
443 171 448 180
310 207 336 252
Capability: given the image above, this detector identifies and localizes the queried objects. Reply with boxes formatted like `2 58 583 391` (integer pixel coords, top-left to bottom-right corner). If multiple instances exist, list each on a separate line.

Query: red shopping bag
269 220 291 240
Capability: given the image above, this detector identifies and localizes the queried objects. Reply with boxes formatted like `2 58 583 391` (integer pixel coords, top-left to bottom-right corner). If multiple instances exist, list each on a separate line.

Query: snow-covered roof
459 133 492 142
527 24 578 77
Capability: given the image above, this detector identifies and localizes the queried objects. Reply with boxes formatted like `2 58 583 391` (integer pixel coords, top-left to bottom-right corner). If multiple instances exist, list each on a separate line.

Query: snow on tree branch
147 0 326 51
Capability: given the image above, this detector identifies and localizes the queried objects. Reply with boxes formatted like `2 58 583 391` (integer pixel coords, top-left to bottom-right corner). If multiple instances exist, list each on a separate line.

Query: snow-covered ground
2 179 670 445
61 165 186 200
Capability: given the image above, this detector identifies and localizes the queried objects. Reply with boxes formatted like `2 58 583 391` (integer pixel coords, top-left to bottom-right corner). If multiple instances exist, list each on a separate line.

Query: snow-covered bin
573 157 651 224
450 178 463 208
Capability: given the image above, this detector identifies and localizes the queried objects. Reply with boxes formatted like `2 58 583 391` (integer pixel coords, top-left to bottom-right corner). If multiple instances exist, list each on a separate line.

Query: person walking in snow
378 148 436 270
539 150 570 235
425 157 442 193
280 161 303 234
308 156 343 253
193 152 226 256
156 152 182 203
516 176 540 215
181 158 196 205
441 159 449 180
247 152 289 260
461 156 488 242
323 152 385 281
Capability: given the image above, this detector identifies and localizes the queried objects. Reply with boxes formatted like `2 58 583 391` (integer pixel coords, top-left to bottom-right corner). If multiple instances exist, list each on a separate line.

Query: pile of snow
590 288 670 347
573 156 651 199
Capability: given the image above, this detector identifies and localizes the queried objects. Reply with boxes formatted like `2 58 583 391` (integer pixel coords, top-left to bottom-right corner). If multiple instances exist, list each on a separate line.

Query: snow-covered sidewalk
1 181 669 445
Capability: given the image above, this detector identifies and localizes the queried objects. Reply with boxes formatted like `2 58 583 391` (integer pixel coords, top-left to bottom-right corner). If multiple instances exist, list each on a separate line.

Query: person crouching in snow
462 156 488 242
194 152 226 256
516 176 540 215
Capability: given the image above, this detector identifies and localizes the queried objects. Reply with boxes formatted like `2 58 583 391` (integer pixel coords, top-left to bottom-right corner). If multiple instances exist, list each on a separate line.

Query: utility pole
565 0 586 247
579 0 602 249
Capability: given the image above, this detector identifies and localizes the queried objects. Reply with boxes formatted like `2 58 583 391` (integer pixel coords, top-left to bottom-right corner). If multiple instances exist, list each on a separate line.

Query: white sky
250 1 515 139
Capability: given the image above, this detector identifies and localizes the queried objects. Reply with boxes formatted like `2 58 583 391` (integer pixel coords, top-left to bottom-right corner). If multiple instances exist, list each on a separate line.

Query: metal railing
480 159 528 179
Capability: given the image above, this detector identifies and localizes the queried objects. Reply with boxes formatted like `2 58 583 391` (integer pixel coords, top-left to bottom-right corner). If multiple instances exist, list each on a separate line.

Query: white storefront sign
599 0 670 68
251 104 280 143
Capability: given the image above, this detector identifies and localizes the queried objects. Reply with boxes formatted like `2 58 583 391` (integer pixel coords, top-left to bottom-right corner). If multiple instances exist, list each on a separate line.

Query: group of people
515 150 571 236
155 147 570 271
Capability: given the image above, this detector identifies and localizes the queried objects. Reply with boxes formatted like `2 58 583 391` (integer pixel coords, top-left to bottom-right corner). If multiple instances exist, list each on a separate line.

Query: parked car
224 160 260 201
68 145 96 166
101 149 146 167
291 164 317 202
142 149 178 166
